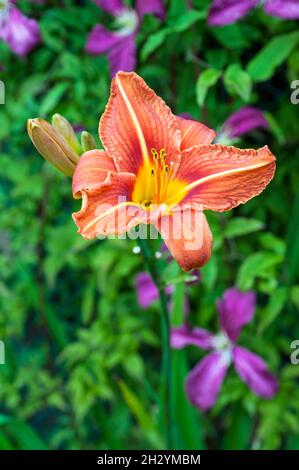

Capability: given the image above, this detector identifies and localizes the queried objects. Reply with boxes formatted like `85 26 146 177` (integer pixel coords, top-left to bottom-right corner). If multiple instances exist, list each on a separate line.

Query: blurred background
0 0 299 450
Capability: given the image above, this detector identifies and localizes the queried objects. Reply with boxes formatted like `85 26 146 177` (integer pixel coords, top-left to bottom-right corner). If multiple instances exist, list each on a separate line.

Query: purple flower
135 242 200 312
86 0 165 76
171 324 214 350
208 0 259 26
221 107 269 139
135 0 165 20
94 0 125 15
135 272 173 309
0 3 40 56
208 0 299 26
264 0 299 19
171 288 278 411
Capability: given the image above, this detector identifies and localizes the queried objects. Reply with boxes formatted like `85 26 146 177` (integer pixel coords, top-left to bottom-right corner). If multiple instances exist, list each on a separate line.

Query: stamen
139 147 172 206
160 149 167 159
151 148 159 160
151 167 158 198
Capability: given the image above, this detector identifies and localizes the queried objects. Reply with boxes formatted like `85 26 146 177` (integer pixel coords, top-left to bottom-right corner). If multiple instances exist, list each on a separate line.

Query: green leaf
264 112 286 145
39 82 69 116
259 233 286 256
171 350 205 450
169 9 206 33
291 286 299 310
286 186 299 283
237 252 282 290
258 287 288 335
222 406 252 450
0 413 11 425
224 217 264 239
0 430 14 450
141 28 170 62
170 284 205 449
201 254 218 291
247 32 299 82
196 68 222 107
4 421 47 450
224 64 252 102
171 282 185 327
211 24 250 49
44 304 69 349
118 380 162 448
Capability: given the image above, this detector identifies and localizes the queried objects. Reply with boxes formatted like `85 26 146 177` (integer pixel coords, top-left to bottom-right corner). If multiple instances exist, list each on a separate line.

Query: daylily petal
94 0 124 15
155 210 213 272
171 324 214 350
99 72 181 175
176 144 276 212
208 0 259 26
222 107 268 139
72 172 147 238
178 116 216 151
86 25 121 54
233 346 278 398
264 0 299 20
217 288 256 341
186 351 230 411
72 149 116 199
108 33 136 76
136 0 165 20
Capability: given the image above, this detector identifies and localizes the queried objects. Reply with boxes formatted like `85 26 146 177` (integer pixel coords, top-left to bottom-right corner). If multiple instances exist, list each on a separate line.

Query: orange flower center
132 147 187 210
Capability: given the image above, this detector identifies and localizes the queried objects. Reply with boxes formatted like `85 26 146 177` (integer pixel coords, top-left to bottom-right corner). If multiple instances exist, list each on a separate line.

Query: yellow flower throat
132 148 187 210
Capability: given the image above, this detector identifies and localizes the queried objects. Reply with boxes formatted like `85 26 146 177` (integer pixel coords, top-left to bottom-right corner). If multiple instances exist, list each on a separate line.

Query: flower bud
52 114 82 155
81 131 97 152
27 118 80 176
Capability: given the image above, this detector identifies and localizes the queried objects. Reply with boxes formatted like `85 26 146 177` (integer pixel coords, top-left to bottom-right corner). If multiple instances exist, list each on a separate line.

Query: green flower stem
137 237 172 450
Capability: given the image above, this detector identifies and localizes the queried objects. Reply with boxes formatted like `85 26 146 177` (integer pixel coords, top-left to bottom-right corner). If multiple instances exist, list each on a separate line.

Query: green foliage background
0 0 299 450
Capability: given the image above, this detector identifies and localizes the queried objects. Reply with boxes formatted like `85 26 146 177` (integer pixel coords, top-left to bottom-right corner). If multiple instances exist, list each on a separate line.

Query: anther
151 149 159 159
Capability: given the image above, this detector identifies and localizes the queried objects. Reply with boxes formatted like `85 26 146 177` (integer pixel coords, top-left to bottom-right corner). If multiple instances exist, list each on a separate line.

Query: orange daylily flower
72 72 276 271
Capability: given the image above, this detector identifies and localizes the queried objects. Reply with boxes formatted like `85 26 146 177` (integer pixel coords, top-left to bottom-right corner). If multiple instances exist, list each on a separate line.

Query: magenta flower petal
0 7 40 56
86 26 136 76
264 0 299 19
217 288 256 342
135 272 159 308
136 0 165 20
222 107 269 138
86 25 121 54
94 0 124 15
108 33 136 76
171 325 214 350
233 346 278 398
186 351 230 411
208 0 259 26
